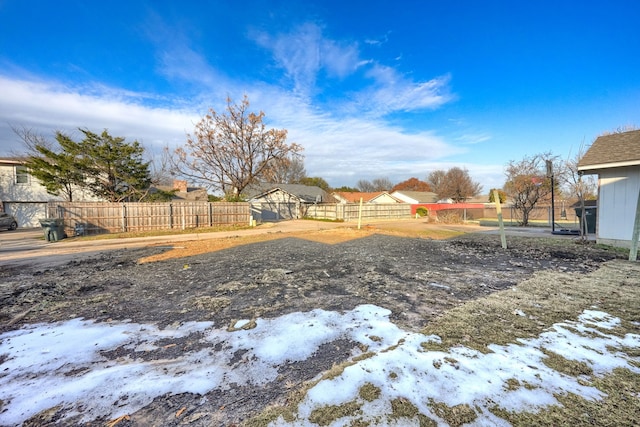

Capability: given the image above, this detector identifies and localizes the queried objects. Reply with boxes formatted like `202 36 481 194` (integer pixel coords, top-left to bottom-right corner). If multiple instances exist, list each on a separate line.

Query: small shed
247 184 330 221
578 129 640 247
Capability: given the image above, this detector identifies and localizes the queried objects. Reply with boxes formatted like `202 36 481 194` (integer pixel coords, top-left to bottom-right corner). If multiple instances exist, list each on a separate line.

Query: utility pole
547 160 555 233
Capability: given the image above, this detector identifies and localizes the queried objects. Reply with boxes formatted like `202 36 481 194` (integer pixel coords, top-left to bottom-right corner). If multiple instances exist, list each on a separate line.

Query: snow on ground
0 305 638 426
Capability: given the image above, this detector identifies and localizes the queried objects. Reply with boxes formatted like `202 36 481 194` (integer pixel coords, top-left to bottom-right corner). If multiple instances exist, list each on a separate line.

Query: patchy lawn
0 224 637 426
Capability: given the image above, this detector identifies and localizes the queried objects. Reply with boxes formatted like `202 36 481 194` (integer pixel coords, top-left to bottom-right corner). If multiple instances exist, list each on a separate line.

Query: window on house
15 165 29 184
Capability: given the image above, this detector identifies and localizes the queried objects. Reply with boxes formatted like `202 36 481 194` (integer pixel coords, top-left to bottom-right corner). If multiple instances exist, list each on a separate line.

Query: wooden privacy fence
305 203 412 221
48 201 251 235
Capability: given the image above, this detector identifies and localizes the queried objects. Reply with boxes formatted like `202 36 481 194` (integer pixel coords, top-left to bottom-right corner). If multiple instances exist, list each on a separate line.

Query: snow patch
0 307 638 426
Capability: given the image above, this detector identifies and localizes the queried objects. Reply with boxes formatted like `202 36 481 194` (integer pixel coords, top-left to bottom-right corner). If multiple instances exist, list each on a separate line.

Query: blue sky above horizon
1 0 639 191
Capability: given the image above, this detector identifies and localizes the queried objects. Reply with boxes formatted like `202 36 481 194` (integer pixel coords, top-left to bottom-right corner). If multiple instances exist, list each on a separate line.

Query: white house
0 157 98 228
332 191 402 204
578 129 640 248
390 191 439 204
0 157 58 228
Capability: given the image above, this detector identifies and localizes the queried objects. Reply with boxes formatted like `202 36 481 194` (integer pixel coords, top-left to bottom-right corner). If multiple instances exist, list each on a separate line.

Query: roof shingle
578 130 640 170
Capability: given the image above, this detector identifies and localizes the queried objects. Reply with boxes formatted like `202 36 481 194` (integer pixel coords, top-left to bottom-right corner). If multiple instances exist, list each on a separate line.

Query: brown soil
0 222 627 426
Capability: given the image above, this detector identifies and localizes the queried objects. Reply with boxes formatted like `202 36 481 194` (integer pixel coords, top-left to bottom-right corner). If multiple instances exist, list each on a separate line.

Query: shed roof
246 183 328 203
578 130 640 172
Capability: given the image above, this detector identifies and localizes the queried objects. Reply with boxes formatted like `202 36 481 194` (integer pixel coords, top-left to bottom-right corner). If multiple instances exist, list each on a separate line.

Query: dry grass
420 260 640 353
308 400 362 426
138 224 464 263
245 260 639 426
420 259 640 425
78 224 251 240
428 401 477 426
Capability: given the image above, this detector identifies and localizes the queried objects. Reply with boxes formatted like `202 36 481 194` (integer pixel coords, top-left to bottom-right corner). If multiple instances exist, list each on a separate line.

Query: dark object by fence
40 218 66 242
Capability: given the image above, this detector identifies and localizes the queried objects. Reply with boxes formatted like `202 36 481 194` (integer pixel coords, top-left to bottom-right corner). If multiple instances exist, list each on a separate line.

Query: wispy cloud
257 89 464 183
142 11 231 102
358 66 453 115
364 32 390 46
456 132 491 145
252 23 453 116
252 23 362 96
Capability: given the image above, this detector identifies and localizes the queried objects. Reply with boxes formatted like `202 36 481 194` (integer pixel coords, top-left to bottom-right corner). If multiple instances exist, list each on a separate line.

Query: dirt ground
0 221 629 426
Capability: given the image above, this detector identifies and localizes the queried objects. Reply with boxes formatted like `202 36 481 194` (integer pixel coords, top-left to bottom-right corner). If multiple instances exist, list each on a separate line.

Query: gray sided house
578 129 640 248
246 183 330 221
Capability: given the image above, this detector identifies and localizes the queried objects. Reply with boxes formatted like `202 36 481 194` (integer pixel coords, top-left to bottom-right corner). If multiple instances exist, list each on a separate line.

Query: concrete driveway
0 228 49 260
0 221 350 268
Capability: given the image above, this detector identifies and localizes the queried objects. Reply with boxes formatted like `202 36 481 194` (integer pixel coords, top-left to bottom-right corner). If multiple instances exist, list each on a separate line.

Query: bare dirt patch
0 222 634 426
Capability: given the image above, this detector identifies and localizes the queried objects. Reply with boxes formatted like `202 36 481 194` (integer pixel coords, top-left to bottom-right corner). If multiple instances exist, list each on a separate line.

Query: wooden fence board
48 201 250 235
305 203 412 221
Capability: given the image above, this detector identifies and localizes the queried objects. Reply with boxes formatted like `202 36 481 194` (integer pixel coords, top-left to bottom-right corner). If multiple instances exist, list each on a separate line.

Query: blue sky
1 0 639 191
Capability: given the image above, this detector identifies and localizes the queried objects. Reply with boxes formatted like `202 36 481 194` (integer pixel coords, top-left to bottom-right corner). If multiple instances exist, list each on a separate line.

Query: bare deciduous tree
357 177 393 192
261 153 306 184
426 170 447 196
169 96 302 198
11 124 55 156
428 167 481 202
504 152 558 226
565 143 597 239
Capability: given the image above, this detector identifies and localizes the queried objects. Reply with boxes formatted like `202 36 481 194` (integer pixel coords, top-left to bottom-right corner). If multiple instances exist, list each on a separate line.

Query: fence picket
48 201 250 235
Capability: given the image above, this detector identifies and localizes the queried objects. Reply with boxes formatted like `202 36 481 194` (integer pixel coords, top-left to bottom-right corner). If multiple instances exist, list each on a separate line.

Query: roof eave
578 159 640 172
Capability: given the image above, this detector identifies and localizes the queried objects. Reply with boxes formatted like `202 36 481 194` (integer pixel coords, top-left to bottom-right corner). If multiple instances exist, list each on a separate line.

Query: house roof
578 129 640 172
332 191 390 203
391 191 439 203
465 194 492 204
246 183 328 203
0 157 27 165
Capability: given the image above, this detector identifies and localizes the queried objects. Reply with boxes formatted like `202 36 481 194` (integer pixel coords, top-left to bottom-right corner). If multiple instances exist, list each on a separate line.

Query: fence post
493 190 507 249
121 203 127 232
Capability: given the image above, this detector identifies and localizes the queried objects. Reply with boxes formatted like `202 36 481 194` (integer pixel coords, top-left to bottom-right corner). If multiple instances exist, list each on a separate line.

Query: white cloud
250 89 462 185
364 32 390 46
252 23 453 116
253 23 363 96
0 75 484 188
0 76 198 155
359 65 453 115
321 38 361 78
456 132 492 145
